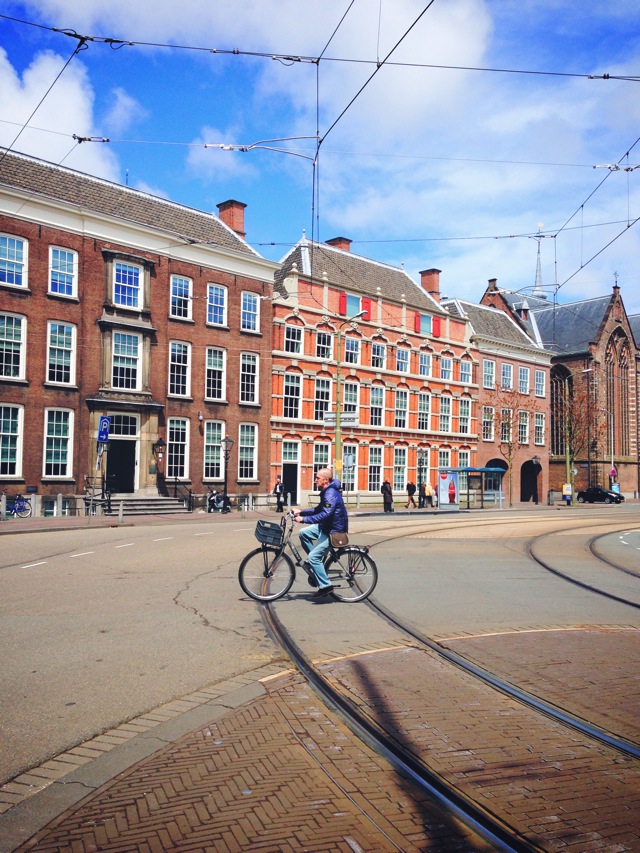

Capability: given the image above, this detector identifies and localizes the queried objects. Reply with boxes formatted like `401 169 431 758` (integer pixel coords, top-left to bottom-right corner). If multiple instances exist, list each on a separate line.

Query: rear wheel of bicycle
326 547 378 602
238 547 295 602
16 502 32 518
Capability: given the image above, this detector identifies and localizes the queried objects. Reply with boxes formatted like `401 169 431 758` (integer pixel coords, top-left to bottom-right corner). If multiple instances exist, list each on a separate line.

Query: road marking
194 531 218 536
70 551 94 558
115 543 134 549
21 561 47 568
153 537 173 541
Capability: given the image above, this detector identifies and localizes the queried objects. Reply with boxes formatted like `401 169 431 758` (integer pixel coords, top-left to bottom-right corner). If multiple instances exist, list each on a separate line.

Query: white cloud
102 86 145 135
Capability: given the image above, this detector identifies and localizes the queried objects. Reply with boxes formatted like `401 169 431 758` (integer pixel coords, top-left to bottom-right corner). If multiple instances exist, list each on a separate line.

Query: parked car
576 486 625 504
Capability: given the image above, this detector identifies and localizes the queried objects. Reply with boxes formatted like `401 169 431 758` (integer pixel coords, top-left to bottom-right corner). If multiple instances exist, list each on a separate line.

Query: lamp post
417 448 429 506
221 436 234 514
335 309 366 482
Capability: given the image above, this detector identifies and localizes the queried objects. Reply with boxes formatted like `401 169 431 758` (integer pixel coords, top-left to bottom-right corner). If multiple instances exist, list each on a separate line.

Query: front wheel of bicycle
326 547 378 602
16 502 32 518
238 547 296 602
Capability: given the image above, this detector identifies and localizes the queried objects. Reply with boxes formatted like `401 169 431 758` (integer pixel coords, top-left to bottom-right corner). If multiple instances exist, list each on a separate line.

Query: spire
532 224 547 300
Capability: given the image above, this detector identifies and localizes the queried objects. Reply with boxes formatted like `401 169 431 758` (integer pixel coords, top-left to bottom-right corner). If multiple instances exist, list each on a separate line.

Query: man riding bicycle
294 468 348 597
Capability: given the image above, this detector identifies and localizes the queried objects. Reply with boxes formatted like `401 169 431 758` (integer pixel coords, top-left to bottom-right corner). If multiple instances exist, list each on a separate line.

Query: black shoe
313 585 334 598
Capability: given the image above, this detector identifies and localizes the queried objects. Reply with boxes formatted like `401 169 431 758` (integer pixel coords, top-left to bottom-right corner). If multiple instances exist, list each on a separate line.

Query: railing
172 479 194 511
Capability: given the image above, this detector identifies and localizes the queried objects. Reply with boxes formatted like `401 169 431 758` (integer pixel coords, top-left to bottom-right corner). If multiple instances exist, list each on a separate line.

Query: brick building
270 235 478 506
0 151 278 510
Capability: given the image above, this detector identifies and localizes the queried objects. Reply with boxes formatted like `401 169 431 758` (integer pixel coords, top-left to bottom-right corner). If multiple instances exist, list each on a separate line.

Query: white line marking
21 561 47 568
194 531 217 537
70 551 94 558
115 543 134 549
153 537 173 541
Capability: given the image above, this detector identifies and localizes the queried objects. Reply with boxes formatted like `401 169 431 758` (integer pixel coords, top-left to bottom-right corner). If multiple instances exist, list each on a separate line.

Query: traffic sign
97 416 111 443
323 412 359 427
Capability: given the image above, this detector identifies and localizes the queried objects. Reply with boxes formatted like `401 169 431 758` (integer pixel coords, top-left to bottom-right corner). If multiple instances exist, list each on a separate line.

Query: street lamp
335 309 366 483
417 448 429 506
221 436 234 514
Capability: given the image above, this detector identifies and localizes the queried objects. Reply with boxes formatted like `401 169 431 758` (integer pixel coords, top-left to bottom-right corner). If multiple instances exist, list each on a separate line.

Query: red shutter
432 316 441 337
361 297 372 320
414 312 421 333
338 291 347 315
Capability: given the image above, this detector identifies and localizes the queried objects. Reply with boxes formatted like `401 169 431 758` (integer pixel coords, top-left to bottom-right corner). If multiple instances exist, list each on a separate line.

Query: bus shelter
436 467 506 511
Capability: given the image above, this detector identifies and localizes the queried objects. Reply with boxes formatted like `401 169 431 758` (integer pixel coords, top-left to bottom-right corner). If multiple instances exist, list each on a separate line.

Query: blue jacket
301 478 348 534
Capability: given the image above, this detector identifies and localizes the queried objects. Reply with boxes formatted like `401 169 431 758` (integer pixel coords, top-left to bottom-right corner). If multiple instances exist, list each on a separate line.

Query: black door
282 463 298 506
106 440 136 493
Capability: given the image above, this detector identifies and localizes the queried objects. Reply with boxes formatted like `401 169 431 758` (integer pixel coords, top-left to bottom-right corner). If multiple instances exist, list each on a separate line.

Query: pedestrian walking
418 481 426 508
425 481 435 509
381 479 394 513
273 475 284 512
405 481 417 509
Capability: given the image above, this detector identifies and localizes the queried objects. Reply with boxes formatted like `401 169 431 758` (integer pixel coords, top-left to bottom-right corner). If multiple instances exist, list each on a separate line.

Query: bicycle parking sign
97 416 111 443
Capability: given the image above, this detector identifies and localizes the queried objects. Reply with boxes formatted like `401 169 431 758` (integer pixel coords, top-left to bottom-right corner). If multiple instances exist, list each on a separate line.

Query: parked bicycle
238 511 378 603
5 493 33 518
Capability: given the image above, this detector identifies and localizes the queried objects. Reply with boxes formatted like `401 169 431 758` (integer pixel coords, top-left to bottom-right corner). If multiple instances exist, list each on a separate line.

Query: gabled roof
277 237 444 313
628 314 640 349
0 149 259 257
531 296 611 355
443 299 545 354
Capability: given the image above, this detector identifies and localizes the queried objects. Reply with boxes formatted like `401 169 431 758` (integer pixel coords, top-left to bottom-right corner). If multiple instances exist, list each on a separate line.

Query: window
439 396 451 432
207 284 227 326
344 337 360 364
418 392 430 430
112 332 140 390
518 411 530 444
368 446 382 491
205 347 226 401
500 409 512 443
0 313 26 380
535 369 546 397
313 443 330 482
0 234 27 287
47 322 76 385
314 378 331 421
342 443 357 491
458 450 470 491
395 389 408 429
167 418 188 479
419 352 431 377
283 373 301 419
49 247 77 297
501 363 513 390
316 332 332 360
284 325 302 354
438 449 450 469
460 360 472 384
204 421 223 479
371 343 386 369
393 446 406 492
0 404 23 476
241 291 259 331
170 275 192 320
459 398 470 434
343 382 358 413
169 341 191 397
43 409 73 477
483 359 495 389
396 348 410 373
519 366 530 394
416 313 432 335
113 261 141 309
346 293 361 317
238 424 257 479
440 357 452 381
370 385 384 427
534 412 545 445
482 406 494 441
240 353 258 403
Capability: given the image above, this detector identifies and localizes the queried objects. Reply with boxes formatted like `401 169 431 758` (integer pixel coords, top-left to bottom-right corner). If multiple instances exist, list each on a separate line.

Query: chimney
487 278 498 292
420 268 441 302
217 199 247 239
326 236 352 252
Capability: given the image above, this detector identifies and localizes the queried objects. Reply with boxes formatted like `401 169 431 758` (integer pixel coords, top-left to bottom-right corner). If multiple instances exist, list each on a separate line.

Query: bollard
0 493 5 520
56 493 63 516
118 501 124 524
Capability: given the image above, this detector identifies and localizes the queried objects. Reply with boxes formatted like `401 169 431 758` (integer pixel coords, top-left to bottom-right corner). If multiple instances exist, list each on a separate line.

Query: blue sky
1 0 639 313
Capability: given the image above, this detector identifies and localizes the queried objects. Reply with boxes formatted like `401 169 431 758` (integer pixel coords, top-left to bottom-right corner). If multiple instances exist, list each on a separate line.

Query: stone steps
105 496 192 516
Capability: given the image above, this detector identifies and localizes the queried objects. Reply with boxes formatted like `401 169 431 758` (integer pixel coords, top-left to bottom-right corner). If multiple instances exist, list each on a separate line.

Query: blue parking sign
98 416 111 443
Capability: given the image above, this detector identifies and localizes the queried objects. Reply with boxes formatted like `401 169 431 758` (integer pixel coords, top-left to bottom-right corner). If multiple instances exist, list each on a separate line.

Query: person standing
381 479 393 513
418 481 426 508
425 481 435 509
273 475 284 512
405 481 417 509
294 468 348 597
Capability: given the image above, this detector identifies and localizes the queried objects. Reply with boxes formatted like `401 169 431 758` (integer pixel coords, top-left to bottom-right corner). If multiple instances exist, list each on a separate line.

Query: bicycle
238 511 378 603
6 493 32 518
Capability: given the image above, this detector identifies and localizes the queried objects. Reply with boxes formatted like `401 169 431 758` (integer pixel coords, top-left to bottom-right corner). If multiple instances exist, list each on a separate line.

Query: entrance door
106 440 136 493
282 463 298 506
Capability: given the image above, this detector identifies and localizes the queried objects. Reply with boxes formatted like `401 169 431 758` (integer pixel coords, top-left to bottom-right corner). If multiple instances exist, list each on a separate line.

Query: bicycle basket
254 519 284 547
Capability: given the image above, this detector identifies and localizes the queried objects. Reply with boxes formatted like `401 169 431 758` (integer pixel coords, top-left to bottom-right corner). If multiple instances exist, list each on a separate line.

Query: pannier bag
329 531 349 548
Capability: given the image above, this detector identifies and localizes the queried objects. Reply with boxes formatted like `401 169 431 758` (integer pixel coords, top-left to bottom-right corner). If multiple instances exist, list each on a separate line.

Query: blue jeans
298 524 331 588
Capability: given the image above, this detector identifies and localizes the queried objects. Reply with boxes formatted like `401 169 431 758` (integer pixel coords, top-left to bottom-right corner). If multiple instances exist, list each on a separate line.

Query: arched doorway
520 458 541 503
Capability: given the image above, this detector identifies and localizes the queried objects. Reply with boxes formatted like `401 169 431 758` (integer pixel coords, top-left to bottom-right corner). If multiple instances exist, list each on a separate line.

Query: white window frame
419 352 432 377
459 398 470 434
42 408 74 478
170 274 193 320
460 360 472 384
48 246 77 297
203 420 224 480
393 446 406 492
343 381 359 414
344 337 360 365
112 331 141 391
0 234 28 288
418 391 430 431
283 373 301 419
534 412 545 445
519 366 530 395
368 445 382 492
313 442 331 481
483 359 495 389
396 348 410 373
439 395 451 432
438 448 451 469
168 340 191 397
241 291 260 332
482 406 494 441
238 423 258 480
207 283 228 327
501 363 513 391
394 389 408 429
113 260 142 310
0 312 26 380
440 356 452 381
316 331 333 360
535 369 546 397
0 403 24 477
167 417 189 479
284 324 303 354
500 409 512 443
314 377 331 421
205 347 226 401
371 343 386 370
47 321 76 386
370 385 384 427
240 353 259 404
518 410 530 444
